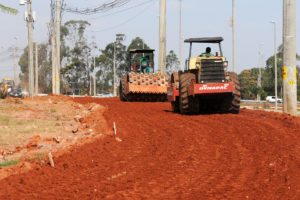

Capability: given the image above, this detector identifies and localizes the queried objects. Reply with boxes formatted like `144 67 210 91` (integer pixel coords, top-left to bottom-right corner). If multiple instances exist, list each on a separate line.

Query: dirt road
0 97 300 199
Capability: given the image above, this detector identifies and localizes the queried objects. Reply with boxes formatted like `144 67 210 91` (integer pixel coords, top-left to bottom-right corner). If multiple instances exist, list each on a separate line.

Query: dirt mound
0 97 299 199
0 95 108 181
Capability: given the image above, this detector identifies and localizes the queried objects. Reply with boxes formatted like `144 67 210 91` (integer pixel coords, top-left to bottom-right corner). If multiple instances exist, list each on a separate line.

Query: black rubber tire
119 75 127 101
171 72 179 90
179 73 197 114
225 72 241 114
171 100 179 113
170 72 179 112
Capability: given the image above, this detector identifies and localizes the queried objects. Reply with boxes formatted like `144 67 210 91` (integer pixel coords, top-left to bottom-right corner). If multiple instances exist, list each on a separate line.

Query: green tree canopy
239 44 300 100
166 50 179 76
61 20 91 95
0 4 18 15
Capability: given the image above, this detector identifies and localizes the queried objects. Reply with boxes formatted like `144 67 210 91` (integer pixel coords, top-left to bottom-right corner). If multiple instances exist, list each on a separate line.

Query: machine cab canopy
184 37 223 44
129 49 155 55
184 37 224 57
128 49 155 73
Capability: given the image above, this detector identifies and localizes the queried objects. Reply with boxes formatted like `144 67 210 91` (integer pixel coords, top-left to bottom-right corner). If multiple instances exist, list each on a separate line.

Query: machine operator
199 47 215 57
139 55 150 74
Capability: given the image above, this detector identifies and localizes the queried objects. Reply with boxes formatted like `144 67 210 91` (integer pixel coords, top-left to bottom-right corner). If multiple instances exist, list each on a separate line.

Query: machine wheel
170 72 179 112
179 73 197 114
171 100 179 113
225 72 241 114
119 75 127 101
171 72 179 90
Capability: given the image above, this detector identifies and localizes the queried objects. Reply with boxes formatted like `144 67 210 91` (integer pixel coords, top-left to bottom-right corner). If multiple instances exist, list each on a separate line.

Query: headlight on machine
196 63 200 68
223 61 228 68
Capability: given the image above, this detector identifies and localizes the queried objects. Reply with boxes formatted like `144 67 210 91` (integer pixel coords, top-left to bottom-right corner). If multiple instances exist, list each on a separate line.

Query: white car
21 91 29 96
266 96 282 103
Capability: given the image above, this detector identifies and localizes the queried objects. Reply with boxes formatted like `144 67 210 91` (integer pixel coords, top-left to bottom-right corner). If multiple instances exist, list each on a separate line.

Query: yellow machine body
188 56 226 70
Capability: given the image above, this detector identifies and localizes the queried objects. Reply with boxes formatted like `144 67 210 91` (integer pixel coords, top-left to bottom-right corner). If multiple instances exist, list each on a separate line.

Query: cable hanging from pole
92 0 156 33
63 0 131 15
85 0 155 21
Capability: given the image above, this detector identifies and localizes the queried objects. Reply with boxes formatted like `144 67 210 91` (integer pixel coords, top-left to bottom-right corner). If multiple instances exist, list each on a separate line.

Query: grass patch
50 108 56 113
36 152 44 160
0 159 19 167
0 115 58 148
263 103 271 109
25 153 45 162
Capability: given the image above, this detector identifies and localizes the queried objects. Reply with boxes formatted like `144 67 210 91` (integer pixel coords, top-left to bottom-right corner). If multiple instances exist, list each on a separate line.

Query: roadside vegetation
0 159 19 168
239 45 300 100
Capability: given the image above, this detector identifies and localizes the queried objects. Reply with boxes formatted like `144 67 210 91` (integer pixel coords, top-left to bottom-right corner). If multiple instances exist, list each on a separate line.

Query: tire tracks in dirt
0 97 299 199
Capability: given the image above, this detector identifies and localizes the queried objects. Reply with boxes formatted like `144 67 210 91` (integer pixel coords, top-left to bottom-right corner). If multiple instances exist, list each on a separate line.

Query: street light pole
113 38 117 96
94 56 96 96
179 0 183 71
257 44 263 101
270 21 277 110
13 37 19 86
232 0 236 73
35 43 38 94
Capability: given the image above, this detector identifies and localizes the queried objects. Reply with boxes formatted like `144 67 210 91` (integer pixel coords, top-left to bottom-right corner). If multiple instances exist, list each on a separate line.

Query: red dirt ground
0 97 300 199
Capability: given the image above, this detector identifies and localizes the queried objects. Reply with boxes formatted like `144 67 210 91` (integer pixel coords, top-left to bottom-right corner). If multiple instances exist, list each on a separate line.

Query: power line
92 0 156 33
64 0 131 15
85 0 154 21
0 48 23 56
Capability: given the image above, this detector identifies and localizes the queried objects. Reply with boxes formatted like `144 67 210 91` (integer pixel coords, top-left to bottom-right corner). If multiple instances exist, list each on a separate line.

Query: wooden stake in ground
113 121 117 135
113 122 122 142
48 152 55 167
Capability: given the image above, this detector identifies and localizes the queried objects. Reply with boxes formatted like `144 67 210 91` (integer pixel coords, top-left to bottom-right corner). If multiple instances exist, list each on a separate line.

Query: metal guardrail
241 100 300 104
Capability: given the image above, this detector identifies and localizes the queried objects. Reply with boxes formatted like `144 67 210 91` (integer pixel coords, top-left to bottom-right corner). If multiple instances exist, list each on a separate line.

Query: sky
0 0 299 81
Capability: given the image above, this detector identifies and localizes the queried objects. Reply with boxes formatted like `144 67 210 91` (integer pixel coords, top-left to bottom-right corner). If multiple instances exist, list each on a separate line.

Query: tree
264 44 300 99
238 44 300 100
60 20 91 95
0 4 18 15
37 44 52 93
239 69 258 100
95 34 126 93
18 44 51 93
166 50 179 76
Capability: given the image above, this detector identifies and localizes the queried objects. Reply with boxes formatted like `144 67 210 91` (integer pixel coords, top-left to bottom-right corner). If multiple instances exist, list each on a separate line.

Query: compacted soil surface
0 97 299 199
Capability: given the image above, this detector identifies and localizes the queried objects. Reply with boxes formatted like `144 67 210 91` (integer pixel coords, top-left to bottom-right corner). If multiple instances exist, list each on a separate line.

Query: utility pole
13 46 18 86
35 43 38 94
89 62 92 96
113 39 117 96
257 44 263 101
55 0 61 94
159 0 166 74
179 0 183 71
93 56 96 96
232 0 236 73
50 0 56 94
86 53 90 95
283 0 297 115
51 20 56 94
270 21 278 110
27 0 34 98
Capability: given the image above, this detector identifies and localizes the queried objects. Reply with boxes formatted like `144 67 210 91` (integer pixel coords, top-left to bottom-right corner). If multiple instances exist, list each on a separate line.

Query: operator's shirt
199 53 215 57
